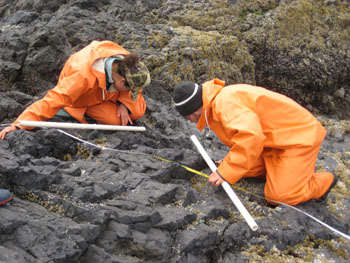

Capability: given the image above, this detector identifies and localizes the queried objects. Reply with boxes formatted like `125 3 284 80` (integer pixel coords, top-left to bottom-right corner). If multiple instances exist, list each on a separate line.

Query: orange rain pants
242 126 333 205
62 89 145 125
61 101 124 125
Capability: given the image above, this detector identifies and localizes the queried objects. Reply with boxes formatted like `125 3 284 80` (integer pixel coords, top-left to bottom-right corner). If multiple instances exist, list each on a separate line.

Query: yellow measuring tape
57 129 350 241
144 153 265 200
59 128 264 199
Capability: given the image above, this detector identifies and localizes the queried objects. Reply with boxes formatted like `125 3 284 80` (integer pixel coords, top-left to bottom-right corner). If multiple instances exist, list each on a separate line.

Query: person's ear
115 72 126 83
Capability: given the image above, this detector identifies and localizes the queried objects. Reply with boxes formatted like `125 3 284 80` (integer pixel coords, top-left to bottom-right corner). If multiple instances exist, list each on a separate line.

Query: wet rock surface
1 0 350 262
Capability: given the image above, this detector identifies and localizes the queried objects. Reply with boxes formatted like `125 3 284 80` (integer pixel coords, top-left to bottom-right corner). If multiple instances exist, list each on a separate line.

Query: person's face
111 63 130 92
184 107 202 123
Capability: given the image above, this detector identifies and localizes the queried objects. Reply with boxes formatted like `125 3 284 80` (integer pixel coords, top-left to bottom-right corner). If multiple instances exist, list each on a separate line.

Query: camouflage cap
125 62 150 100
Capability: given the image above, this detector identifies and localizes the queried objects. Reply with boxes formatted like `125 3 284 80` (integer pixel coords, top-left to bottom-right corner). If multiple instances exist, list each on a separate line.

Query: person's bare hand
208 171 224 187
116 104 133 126
0 126 18 140
215 159 223 165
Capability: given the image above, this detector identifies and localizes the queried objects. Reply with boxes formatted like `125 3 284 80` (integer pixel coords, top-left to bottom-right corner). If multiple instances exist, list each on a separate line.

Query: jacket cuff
12 120 34 130
116 101 132 114
217 160 241 185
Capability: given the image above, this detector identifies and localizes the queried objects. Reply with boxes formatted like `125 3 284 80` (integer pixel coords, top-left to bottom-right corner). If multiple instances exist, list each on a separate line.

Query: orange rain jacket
13 40 146 128
196 79 326 185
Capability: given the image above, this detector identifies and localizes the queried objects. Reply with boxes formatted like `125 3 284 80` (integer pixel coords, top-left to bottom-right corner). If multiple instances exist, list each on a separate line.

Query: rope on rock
54 129 349 241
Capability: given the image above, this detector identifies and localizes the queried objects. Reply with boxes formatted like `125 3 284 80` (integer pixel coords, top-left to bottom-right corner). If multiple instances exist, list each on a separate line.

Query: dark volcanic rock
0 0 350 263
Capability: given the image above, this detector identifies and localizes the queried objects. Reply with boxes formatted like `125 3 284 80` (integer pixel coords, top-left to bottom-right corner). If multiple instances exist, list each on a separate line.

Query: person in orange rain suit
0 40 150 139
172 79 337 205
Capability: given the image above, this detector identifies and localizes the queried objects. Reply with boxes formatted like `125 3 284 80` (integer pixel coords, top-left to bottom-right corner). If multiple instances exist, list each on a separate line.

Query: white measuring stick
190 135 258 231
18 120 146 132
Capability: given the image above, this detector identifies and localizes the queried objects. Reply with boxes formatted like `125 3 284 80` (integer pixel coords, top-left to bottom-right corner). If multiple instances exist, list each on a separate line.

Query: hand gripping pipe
18 121 146 132
190 135 258 231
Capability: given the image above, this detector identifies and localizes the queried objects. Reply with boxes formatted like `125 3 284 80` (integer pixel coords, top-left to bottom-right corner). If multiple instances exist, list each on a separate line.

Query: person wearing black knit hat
173 81 203 122
172 78 337 206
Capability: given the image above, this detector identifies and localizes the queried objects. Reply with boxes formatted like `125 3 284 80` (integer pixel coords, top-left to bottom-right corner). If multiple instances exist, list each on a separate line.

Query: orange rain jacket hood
196 79 325 185
13 40 146 127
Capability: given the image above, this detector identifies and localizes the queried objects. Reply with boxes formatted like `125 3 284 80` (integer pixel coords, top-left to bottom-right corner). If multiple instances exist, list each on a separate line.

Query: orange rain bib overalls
197 79 334 205
13 40 146 127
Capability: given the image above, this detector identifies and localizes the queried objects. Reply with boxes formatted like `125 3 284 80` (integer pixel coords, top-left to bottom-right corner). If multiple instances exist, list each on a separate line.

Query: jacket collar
196 78 225 131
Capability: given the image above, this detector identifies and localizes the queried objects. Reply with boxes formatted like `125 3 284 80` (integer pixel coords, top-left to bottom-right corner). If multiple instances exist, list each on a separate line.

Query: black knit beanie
173 82 203 116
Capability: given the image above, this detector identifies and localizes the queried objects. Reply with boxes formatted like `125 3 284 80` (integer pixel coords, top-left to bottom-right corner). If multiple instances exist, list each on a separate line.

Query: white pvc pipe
18 120 146 132
190 135 258 231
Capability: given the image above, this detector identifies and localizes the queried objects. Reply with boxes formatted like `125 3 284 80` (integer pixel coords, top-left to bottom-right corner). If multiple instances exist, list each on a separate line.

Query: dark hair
116 53 140 78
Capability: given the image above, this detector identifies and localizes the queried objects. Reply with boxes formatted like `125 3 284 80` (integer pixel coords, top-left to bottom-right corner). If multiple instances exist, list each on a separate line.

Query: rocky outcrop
1 0 350 262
